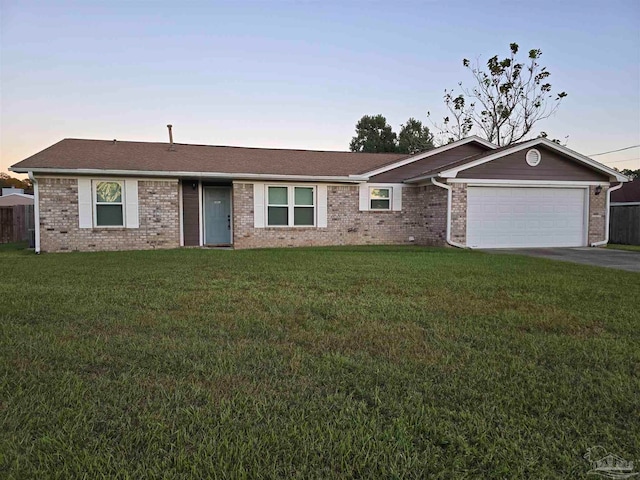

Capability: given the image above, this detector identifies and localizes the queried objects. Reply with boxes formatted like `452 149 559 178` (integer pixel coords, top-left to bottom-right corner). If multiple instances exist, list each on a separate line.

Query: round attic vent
526 148 541 167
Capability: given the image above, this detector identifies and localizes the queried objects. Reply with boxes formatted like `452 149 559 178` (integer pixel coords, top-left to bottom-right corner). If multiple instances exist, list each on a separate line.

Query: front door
204 187 232 245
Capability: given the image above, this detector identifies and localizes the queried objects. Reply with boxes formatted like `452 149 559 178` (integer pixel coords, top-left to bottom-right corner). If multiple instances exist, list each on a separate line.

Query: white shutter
124 180 139 228
317 185 328 228
77 178 93 228
253 183 265 228
358 184 369 211
392 186 402 211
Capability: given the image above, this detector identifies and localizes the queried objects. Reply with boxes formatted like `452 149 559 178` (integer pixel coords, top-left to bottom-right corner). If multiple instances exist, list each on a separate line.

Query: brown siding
370 143 489 183
461 146 610 181
182 179 200 246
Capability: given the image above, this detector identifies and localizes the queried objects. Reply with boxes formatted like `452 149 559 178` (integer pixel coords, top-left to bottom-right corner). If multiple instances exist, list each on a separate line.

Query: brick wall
232 183 447 249
450 183 467 245
38 177 180 252
588 185 608 245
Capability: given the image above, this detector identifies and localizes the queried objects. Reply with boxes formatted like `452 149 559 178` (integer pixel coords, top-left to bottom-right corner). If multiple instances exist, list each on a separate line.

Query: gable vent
526 149 541 167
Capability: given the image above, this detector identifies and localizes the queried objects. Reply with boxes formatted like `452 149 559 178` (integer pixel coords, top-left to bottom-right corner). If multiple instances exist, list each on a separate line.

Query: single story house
9 131 628 253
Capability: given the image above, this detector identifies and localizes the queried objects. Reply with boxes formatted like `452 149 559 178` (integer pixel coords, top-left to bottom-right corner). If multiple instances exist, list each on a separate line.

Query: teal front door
204 187 232 245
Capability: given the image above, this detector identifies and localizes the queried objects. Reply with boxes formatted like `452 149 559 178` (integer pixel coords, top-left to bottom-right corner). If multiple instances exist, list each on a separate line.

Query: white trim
124 180 139 228
592 183 624 246
265 184 316 227
11 167 368 183
77 178 93 228
198 180 203 246
583 188 590 247
358 184 369 211
369 187 392 211
611 202 640 206
27 172 40 253
369 186 392 211
450 179 609 187
0 193 34 200
28 175 177 182
178 181 184 246
92 180 125 228
360 136 497 178
438 138 629 182
317 185 328 228
253 183 266 228
430 178 466 249
358 183 404 211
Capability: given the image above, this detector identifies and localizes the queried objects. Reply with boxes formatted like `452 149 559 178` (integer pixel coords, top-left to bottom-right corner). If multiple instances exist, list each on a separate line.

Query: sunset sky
1 0 639 177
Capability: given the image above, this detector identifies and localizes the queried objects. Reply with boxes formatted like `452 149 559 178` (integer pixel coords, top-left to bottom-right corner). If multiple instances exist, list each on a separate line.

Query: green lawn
1 245 638 479
607 244 640 252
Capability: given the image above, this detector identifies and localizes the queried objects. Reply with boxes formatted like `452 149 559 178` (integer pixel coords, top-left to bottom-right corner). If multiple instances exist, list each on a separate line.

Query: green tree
0 173 32 192
430 43 567 146
349 114 398 153
397 118 435 154
621 168 640 179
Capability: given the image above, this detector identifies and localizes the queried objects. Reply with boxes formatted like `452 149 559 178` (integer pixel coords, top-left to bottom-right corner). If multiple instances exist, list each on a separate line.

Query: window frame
266 185 316 227
93 179 126 228
369 187 392 211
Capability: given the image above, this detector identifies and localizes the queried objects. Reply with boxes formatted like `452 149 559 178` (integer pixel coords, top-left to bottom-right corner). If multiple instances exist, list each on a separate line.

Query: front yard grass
1 245 638 478
607 243 640 252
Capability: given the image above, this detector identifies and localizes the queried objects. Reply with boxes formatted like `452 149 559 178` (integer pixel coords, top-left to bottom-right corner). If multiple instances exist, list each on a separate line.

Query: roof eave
358 136 498 178
10 167 369 183
435 138 630 182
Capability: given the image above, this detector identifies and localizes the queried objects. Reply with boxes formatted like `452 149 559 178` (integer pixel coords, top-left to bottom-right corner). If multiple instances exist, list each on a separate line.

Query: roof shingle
11 139 409 177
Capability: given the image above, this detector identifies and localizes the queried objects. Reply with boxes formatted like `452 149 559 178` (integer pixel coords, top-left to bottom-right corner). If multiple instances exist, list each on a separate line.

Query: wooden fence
0 205 34 244
610 205 640 245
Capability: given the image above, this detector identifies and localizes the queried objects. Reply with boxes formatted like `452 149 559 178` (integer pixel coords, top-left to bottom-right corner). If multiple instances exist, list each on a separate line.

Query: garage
466 186 587 248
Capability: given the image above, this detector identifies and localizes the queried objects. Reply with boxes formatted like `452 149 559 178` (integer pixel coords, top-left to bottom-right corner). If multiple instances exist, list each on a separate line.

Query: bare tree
430 43 567 146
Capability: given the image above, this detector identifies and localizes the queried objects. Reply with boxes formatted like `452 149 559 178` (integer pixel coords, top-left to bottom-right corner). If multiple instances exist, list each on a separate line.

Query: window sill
91 226 128 231
264 226 318 230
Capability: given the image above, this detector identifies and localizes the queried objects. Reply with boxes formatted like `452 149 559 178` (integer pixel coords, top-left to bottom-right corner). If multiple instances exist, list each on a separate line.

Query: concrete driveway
484 247 640 272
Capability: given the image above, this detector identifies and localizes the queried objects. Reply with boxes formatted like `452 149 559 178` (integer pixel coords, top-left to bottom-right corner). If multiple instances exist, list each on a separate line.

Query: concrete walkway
484 247 640 272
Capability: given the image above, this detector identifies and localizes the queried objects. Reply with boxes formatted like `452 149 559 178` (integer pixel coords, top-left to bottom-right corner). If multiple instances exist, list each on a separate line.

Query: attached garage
466 186 587 248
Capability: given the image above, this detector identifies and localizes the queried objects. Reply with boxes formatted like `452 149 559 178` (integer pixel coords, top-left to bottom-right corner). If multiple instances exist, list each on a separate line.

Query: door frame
202 185 233 246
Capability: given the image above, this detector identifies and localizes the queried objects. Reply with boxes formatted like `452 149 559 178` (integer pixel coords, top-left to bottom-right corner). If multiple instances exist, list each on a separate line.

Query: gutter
28 171 40 254
430 178 467 249
591 182 624 247
10 167 369 184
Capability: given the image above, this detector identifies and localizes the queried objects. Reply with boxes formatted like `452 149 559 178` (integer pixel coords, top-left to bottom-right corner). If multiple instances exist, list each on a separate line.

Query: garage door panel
467 187 586 248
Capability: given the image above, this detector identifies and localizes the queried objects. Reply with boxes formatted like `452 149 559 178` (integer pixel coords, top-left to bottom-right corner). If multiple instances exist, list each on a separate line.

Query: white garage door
466 187 586 248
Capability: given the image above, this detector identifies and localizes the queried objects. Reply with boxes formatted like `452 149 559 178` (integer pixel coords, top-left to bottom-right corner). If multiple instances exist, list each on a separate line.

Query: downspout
591 182 623 247
430 177 467 249
28 171 40 254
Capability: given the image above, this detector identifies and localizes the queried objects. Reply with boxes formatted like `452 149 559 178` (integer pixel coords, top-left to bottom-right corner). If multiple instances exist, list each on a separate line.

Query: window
370 187 391 210
267 186 315 226
94 181 124 226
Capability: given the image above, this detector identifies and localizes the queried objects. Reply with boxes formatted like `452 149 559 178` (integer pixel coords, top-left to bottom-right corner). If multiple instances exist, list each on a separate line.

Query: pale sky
1 0 639 177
